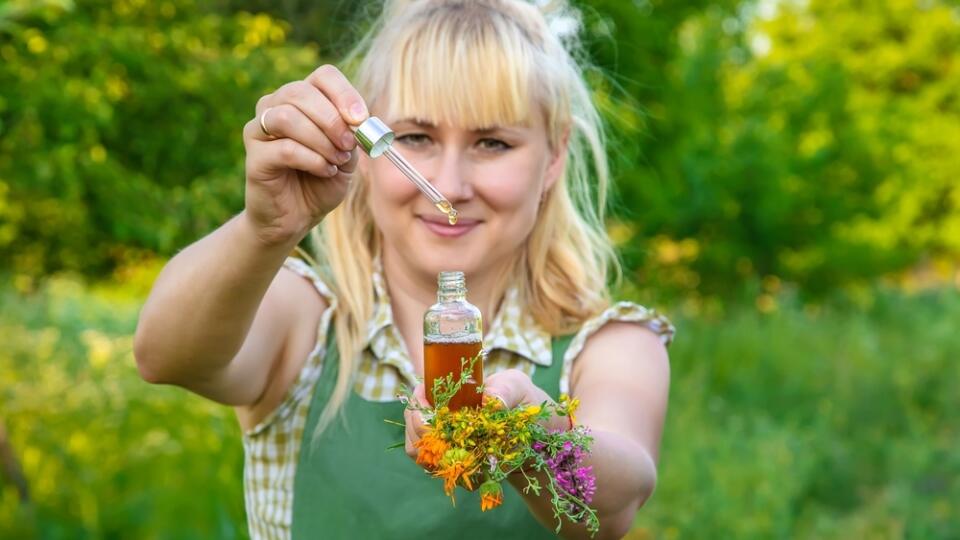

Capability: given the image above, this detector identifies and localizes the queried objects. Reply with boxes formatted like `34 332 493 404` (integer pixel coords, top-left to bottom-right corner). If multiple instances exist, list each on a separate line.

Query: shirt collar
365 256 393 346
364 258 553 367
483 286 553 366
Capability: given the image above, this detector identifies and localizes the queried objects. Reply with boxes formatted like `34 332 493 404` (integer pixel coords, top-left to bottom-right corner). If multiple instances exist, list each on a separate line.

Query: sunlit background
2 0 958 538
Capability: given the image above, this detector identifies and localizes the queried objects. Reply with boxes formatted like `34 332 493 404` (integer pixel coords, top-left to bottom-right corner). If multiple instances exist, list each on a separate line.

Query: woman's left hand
482 369 569 432
404 369 570 466
403 383 431 463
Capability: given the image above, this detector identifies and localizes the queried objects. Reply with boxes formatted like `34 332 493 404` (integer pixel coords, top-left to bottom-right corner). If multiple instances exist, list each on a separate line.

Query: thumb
481 370 526 409
413 383 430 407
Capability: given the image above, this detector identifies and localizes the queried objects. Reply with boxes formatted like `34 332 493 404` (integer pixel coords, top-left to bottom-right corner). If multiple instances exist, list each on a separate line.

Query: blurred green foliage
0 0 318 276
2 0 960 538
630 287 960 538
0 269 245 539
590 0 960 298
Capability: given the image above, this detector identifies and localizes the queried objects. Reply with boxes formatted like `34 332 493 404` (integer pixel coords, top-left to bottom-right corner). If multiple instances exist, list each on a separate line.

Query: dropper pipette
354 117 458 225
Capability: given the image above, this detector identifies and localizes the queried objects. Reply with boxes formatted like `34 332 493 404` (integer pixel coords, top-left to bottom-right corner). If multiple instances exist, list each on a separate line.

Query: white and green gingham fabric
242 257 675 539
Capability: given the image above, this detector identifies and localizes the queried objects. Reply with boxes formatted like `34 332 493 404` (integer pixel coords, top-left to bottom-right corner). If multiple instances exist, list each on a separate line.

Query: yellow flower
566 397 580 426
483 394 507 410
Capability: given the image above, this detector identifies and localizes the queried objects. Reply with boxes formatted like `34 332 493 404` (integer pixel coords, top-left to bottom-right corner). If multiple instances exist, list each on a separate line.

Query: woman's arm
404 322 669 539
503 323 669 539
134 64 367 409
133 212 304 405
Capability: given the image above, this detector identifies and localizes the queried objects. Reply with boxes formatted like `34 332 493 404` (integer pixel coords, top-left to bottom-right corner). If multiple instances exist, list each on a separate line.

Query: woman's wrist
238 209 310 253
540 406 574 432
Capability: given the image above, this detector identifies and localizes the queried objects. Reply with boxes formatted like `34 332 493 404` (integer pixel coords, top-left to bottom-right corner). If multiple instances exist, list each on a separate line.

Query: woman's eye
477 138 512 151
396 133 432 147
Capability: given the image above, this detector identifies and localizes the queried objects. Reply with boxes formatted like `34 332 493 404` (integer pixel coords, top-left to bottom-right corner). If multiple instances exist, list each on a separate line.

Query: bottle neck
437 271 466 303
438 290 466 303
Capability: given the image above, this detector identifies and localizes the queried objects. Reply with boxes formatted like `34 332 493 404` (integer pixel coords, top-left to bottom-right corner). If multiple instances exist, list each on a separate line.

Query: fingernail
350 101 367 122
337 151 352 164
327 164 338 176
341 131 356 149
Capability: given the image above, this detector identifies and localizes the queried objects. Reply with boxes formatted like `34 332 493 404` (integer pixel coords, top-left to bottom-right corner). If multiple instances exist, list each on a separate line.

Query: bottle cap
354 116 394 158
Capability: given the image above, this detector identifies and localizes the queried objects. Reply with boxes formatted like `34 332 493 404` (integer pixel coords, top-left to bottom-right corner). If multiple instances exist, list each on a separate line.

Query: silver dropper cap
354 116 394 158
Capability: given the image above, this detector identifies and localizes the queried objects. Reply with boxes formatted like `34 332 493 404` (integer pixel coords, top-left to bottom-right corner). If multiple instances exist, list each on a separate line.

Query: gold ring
259 107 275 139
485 393 508 410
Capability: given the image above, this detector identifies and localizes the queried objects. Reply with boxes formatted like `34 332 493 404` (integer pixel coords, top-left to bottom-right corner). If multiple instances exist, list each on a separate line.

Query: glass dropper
354 117 458 225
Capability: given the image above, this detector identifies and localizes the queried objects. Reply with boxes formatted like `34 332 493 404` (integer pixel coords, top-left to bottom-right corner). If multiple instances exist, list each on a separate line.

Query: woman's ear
543 128 570 194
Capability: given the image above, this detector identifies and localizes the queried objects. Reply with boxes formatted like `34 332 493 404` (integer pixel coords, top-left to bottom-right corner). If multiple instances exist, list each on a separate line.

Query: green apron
291 331 573 539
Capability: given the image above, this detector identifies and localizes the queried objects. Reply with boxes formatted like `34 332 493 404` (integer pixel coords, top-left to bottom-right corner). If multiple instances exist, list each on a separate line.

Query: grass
631 288 960 539
0 275 246 539
1 273 957 538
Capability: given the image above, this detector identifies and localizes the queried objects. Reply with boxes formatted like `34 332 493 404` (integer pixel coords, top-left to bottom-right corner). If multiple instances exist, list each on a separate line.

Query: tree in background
608 0 960 301
0 0 318 277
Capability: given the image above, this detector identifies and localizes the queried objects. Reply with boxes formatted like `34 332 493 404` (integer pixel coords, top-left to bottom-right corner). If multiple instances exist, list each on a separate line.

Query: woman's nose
428 147 474 203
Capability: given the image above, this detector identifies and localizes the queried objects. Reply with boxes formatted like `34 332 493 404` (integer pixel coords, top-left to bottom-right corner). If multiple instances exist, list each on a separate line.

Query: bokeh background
2 0 958 538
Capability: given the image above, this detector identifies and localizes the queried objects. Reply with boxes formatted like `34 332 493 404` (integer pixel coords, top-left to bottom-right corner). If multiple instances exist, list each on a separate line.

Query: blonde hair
308 0 618 434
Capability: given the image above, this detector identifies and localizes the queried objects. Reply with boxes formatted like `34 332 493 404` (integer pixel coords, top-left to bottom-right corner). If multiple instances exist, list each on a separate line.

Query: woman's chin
420 251 481 275
406 244 484 277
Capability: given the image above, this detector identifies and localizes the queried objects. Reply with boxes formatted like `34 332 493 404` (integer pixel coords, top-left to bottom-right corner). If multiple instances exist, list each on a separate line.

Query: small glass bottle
423 271 483 410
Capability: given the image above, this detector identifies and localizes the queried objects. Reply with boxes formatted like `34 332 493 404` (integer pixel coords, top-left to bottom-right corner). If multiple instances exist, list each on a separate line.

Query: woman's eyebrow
390 120 522 136
474 126 524 136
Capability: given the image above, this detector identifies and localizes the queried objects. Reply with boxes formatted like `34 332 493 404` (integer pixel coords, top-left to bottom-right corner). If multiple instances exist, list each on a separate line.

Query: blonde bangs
372 5 541 130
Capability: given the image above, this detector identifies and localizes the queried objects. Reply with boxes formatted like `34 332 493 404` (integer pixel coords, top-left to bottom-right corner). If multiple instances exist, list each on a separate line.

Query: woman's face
363 107 565 287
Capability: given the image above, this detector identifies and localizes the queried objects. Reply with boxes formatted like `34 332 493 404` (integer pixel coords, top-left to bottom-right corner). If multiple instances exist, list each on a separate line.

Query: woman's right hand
242 64 369 247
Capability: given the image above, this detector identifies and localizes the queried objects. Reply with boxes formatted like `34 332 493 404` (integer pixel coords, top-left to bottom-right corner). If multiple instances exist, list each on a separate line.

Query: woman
134 1 674 538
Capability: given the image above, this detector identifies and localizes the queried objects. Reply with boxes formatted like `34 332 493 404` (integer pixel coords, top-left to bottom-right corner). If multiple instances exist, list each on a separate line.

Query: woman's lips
419 216 480 238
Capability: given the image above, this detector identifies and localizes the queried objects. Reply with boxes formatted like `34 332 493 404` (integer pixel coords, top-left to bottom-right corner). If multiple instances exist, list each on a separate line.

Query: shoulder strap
529 334 574 400
551 333 574 367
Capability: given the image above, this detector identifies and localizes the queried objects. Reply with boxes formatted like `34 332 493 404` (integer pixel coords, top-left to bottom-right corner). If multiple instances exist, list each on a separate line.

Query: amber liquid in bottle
423 271 483 411
424 338 483 410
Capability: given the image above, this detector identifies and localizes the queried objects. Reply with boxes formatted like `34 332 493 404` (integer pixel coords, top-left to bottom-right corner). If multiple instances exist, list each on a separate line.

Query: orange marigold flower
479 479 504 512
435 449 479 500
415 432 448 470
480 492 502 511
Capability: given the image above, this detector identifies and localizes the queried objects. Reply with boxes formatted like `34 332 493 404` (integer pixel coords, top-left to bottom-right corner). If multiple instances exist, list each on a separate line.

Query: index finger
306 64 369 126
405 397 429 439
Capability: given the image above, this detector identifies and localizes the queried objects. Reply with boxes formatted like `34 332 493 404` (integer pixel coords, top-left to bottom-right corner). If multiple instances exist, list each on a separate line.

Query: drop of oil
434 200 458 225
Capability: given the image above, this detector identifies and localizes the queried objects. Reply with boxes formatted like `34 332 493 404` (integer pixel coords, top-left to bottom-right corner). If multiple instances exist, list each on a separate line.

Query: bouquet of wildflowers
393 355 599 536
